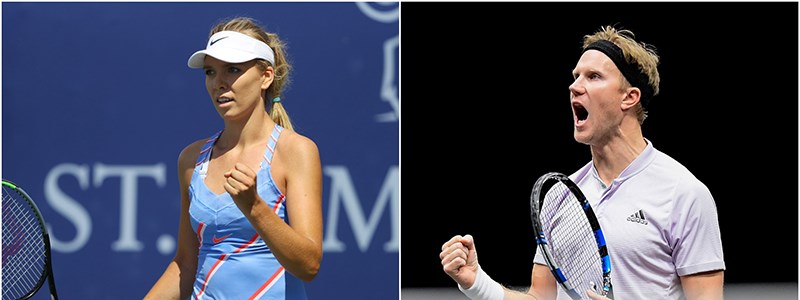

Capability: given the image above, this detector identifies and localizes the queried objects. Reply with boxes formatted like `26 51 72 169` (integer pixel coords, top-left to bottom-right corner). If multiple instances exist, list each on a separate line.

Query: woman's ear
262 66 275 90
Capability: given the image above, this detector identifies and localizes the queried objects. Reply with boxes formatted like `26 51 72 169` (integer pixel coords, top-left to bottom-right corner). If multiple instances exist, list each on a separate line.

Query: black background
400 2 798 288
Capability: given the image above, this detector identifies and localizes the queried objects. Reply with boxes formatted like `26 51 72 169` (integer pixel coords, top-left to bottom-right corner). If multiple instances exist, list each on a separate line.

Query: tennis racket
2 179 59 300
530 172 612 299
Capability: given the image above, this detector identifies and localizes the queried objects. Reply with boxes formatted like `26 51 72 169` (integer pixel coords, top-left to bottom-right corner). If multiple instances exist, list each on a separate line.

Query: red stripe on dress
196 223 206 247
196 233 260 299
194 253 229 299
234 233 260 254
273 194 285 213
248 266 285 300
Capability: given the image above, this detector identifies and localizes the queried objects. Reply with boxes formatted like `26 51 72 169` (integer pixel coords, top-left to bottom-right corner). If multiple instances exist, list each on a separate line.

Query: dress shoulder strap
261 124 284 168
195 130 223 177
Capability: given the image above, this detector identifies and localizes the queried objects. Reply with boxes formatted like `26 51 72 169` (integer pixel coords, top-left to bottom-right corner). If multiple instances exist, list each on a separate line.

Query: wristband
458 266 504 300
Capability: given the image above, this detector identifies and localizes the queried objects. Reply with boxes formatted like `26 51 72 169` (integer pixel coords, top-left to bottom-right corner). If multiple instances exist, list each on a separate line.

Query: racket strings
541 182 603 294
2 189 47 300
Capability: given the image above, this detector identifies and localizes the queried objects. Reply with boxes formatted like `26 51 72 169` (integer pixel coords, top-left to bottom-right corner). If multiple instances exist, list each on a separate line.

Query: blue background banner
3 2 398 299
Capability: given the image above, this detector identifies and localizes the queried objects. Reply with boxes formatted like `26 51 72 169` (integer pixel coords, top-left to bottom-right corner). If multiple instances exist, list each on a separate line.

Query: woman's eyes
204 66 241 76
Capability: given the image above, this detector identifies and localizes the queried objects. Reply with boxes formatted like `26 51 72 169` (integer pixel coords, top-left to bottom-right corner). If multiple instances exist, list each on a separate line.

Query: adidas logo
627 209 649 225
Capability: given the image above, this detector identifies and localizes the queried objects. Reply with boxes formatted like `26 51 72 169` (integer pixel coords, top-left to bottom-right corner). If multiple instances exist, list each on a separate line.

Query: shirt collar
577 138 656 186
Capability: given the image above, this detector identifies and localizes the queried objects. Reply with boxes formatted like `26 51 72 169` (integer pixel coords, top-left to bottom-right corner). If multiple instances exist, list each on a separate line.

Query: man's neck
590 127 646 186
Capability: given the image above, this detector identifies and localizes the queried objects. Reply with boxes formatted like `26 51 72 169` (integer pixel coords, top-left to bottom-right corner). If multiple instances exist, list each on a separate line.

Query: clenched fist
440 234 479 288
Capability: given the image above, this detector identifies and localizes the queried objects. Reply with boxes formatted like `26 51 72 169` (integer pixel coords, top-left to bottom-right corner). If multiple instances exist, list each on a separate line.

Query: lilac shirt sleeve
533 248 545 265
669 177 726 276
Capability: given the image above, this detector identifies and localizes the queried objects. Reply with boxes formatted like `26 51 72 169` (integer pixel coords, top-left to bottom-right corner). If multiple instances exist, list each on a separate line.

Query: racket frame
530 172 612 299
2 180 59 300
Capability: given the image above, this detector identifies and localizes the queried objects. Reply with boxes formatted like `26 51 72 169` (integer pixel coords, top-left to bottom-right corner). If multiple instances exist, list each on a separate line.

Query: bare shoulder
178 139 208 172
275 129 320 169
277 129 320 163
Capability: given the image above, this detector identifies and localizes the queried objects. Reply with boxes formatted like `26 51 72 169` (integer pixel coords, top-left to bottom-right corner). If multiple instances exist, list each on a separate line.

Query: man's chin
573 132 592 145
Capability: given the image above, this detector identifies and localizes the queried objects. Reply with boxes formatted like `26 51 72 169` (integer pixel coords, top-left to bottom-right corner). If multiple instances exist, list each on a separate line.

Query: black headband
584 40 654 108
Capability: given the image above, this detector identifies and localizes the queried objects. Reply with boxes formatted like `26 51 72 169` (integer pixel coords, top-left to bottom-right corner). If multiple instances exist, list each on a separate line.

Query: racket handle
602 278 613 299
45 234 59 300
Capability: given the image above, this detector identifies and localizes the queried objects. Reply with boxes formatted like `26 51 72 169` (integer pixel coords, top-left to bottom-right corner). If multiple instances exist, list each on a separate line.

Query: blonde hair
210 17 294 130
583 26 660 124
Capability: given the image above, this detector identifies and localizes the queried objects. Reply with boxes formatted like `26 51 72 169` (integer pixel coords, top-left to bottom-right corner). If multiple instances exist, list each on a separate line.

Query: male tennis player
440 25 725 300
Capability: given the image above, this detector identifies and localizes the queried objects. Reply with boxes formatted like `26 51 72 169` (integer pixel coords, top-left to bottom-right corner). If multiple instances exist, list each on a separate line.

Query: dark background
400 2 798 288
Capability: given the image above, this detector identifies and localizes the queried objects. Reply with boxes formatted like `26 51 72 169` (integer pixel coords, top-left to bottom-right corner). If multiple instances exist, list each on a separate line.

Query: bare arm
527 263 557 300
145 142 202 299
681 270 724 300
493 263 554 300
224 132 323 282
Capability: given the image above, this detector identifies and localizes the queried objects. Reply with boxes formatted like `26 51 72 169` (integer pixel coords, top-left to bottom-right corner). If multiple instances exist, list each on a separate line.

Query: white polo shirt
534 140 725 299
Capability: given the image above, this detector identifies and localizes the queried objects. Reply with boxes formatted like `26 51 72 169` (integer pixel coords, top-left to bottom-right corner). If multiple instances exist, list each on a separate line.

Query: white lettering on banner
44 163 396 254
356 2 399 123
45 164 92 253
376 35 399 123
93 163 166 251
322 166 398 253
355 2 399 23
45 163 166 253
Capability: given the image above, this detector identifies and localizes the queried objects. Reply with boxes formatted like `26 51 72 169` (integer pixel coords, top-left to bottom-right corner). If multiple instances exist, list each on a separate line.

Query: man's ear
621 87 641 111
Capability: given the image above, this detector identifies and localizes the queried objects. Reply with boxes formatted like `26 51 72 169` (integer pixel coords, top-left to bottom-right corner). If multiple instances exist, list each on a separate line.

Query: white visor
187 30 275 69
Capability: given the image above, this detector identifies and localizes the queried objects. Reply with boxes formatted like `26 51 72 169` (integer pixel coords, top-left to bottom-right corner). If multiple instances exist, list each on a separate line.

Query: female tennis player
146 16 323 300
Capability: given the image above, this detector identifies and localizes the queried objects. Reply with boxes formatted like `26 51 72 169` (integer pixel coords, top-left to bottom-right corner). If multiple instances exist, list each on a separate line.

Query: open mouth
217 97 233 104
573 102 588 123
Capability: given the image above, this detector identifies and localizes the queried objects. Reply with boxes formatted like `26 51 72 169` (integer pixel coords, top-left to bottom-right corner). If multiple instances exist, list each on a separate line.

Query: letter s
45 163 92 253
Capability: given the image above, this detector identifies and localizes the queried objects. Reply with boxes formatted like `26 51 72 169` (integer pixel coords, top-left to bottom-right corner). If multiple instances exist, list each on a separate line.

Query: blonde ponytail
269 98 293 131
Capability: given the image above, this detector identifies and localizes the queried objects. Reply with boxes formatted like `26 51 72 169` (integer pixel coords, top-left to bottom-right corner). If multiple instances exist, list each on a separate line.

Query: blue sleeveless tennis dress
188 125 307 300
